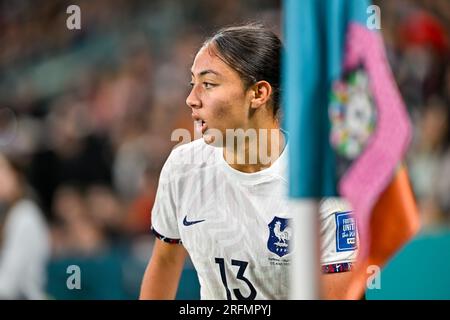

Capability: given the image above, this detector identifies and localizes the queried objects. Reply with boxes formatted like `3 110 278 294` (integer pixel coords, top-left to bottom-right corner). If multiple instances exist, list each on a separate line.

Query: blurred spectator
48 184 130 299
28 97 112 217
408 97 450 226
123 165 159 235
0 153 50 299
85 184 124 241
51 185 107 257
396 10 449 111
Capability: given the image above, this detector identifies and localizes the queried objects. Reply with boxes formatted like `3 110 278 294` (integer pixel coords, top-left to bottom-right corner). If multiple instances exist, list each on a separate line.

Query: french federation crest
267 217 293 257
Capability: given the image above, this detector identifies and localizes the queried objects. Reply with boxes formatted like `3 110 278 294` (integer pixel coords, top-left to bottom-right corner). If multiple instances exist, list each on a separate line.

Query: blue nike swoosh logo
183 216 205 226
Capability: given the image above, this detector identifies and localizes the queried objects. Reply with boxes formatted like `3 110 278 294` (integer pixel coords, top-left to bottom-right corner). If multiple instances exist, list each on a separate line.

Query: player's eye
203 82 215 89
189 82 194 88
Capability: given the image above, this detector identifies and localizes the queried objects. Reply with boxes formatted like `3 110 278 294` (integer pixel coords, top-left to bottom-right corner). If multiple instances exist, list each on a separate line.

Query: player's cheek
204 97 227 125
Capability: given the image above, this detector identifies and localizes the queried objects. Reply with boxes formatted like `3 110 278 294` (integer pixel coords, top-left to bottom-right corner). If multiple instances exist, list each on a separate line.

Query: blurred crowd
0 0 448 299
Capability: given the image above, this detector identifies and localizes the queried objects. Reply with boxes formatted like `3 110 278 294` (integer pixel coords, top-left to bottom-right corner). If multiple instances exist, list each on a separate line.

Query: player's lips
192 115 208 134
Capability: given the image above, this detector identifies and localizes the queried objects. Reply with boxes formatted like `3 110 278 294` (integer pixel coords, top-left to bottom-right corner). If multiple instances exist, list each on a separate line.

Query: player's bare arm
321 271 355 299
139 239 188 300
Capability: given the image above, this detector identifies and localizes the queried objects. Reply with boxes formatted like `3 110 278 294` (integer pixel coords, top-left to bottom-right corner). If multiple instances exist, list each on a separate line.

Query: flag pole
283 0 321 299
290 200 320 299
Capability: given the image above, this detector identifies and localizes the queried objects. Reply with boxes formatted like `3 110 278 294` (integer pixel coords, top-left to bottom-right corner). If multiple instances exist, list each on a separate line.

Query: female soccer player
140 24 357 300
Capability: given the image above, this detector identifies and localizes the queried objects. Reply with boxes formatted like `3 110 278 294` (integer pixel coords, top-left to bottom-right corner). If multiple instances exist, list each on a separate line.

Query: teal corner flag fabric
283 0 369 198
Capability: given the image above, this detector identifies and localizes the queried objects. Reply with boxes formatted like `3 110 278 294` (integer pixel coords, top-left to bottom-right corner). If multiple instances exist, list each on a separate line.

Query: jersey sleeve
319 197 358 273
151 150 182 244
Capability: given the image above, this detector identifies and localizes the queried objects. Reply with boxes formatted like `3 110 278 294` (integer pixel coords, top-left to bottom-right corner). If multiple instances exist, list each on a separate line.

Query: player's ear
250 81 272 110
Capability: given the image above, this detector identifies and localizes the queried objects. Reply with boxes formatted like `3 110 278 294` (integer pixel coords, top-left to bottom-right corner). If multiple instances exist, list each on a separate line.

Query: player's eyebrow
191 69 221 77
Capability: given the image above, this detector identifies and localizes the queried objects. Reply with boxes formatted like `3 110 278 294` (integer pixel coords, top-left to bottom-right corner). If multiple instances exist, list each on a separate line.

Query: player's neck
223 121 285 173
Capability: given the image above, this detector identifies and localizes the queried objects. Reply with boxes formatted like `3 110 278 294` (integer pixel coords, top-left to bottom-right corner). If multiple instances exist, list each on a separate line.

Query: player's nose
186 87 201 109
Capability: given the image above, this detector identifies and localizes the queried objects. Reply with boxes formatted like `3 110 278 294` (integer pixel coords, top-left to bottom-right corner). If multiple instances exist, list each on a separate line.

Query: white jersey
151 139 357 300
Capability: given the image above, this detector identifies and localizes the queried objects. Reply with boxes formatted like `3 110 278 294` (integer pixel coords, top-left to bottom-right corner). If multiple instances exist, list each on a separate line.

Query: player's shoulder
161 139 219 181
169 138 217 164
171 138 209 155
319 197 352 218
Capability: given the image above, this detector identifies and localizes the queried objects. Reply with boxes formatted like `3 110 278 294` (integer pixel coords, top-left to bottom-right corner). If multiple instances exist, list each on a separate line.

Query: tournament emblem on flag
267 217 293 257
329 67 376 161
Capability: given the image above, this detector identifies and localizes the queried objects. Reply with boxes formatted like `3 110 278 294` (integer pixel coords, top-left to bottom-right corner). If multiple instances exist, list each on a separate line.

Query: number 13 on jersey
215 257 257 300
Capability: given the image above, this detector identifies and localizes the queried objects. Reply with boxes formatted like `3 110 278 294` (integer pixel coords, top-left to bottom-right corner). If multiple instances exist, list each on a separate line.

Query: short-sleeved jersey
151 139 358 300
